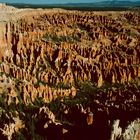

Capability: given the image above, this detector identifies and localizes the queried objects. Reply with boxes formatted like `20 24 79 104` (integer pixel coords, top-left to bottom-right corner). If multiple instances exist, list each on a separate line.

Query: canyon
0 3 140 140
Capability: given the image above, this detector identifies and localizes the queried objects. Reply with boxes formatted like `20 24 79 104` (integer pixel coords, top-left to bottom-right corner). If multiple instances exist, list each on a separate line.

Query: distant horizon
0 0 140 4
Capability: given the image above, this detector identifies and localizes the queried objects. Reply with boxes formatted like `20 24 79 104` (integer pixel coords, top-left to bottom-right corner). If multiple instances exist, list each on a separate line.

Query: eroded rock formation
0 5 140 105
0 4 140 140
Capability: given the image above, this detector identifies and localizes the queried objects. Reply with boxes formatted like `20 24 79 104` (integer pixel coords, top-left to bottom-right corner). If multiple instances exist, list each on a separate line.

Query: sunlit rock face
111 119 140 140
0 4 140 140
0 4 140 104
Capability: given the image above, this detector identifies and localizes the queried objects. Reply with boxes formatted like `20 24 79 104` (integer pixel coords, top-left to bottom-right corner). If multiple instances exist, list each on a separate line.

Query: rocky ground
0 3 140 140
